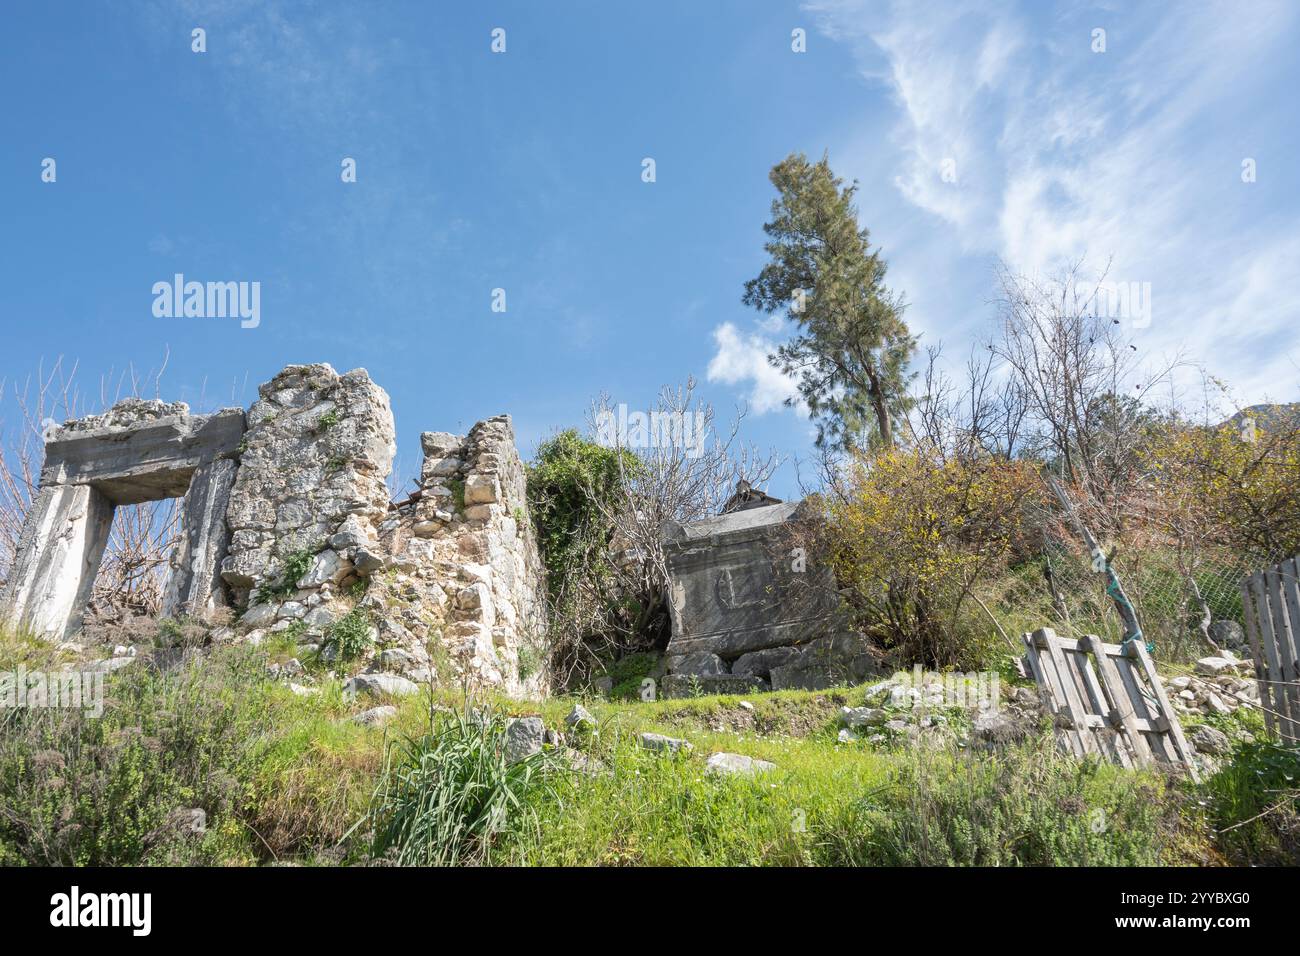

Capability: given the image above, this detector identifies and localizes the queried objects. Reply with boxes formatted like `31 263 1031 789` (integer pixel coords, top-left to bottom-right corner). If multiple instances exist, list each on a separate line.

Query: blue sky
3 1 1298 497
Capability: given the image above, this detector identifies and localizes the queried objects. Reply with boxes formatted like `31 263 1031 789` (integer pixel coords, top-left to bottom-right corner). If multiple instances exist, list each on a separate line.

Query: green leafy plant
254 547 316 605
326 607 373 663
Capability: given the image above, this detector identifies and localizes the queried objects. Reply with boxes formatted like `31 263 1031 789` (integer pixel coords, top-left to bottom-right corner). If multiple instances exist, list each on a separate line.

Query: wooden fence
1021 627 1199 781
1242 556 1300 744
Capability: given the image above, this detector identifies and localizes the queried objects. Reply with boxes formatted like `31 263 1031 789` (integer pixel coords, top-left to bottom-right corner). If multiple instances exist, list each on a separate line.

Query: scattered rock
1206 692 1232 715
564 703 597 734
168 807 207 836
1191 724 1232 756
839 706 887 729
343 672 420 697
1196 656 1239 677
638 732 693 755
705 752 776 777
971 712 1024 748
564 748 607 776
353 705 398 727
504 716 546 764
1209 619 1247 651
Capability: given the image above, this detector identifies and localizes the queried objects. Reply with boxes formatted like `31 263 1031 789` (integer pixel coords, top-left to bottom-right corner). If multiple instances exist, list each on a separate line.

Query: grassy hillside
4 628 1295 867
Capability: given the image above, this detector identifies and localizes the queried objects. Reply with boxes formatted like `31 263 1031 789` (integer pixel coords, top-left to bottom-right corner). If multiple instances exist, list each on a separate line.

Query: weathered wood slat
1241 572 1276 738
1086 634 1147 768
1248 573 1293 741
1132 641 1200 783
1110 653 1174 764
1266 568 1300 741
1073 643 1131 767
1071 647 1133 764
1022 632 1082 757
1038 627 1099 756
1278 558 1300 738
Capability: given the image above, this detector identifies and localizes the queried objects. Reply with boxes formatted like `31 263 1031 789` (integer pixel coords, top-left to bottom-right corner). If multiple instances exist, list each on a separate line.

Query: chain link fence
986 534 1275 663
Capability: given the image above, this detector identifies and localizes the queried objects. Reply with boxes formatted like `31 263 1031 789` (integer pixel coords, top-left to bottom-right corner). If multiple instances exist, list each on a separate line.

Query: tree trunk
865 367 893 449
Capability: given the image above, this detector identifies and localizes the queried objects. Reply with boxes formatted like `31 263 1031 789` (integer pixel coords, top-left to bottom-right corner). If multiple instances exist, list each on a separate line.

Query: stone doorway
0 400 245 639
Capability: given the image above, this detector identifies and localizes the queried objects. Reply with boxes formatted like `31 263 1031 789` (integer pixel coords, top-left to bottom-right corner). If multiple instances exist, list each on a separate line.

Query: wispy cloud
787 0 1300 406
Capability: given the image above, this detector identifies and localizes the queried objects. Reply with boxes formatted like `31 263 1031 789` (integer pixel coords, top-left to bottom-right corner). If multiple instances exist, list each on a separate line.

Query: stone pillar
160 458 239 619
1 484 115 638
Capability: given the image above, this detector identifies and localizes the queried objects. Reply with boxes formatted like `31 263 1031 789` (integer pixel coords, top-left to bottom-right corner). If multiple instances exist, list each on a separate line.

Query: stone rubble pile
361 415 547 696
1167 651 1260 716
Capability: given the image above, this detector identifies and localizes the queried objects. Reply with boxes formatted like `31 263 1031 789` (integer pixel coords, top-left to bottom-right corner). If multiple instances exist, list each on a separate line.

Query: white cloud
706 322 802 414
805 0 1300 406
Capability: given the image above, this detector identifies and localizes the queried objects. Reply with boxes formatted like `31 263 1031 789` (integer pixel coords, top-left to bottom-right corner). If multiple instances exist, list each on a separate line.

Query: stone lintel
41 407 245 505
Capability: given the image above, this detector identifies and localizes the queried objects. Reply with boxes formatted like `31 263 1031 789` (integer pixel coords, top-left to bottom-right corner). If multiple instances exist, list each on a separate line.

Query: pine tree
744 152 915 451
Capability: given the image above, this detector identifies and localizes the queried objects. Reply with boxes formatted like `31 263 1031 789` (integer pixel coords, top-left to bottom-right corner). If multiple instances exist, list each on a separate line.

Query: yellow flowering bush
829 448 1040 667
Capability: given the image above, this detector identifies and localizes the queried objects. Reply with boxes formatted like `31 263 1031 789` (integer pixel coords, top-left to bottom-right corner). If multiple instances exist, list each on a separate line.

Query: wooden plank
1024 634 1086 754
1021 640 1057 719
1072 638 1132 767
1278 558 1300 740
1131 641 1200 783
1111 652 1176 765
1077 713 1161 734
1265 568 1300 744
1249 573 1293 742
1023 632 1082 757
1241 573 1274 738
1087 634 1150 768
1037 628 1099 757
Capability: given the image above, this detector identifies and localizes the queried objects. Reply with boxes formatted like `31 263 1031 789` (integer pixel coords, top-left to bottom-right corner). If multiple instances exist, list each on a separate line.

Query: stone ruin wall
0 362 547 699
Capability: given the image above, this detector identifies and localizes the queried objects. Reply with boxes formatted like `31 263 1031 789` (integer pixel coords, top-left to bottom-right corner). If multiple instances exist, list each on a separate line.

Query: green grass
0 626 1284 867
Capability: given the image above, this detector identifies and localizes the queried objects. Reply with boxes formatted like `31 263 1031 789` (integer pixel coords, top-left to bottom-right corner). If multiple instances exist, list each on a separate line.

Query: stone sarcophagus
661 496 881 695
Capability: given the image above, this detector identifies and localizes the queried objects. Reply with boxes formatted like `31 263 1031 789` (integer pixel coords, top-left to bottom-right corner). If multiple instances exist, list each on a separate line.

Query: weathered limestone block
660 673 769 698
221 364 395 604
160 458 239 619
42 401 245 505
663 501 845 660
768 633 884 691
2 484 115 638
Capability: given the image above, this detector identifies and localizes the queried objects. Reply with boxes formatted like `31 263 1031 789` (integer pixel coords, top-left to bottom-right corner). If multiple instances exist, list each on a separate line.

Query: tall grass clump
357 710 556 866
